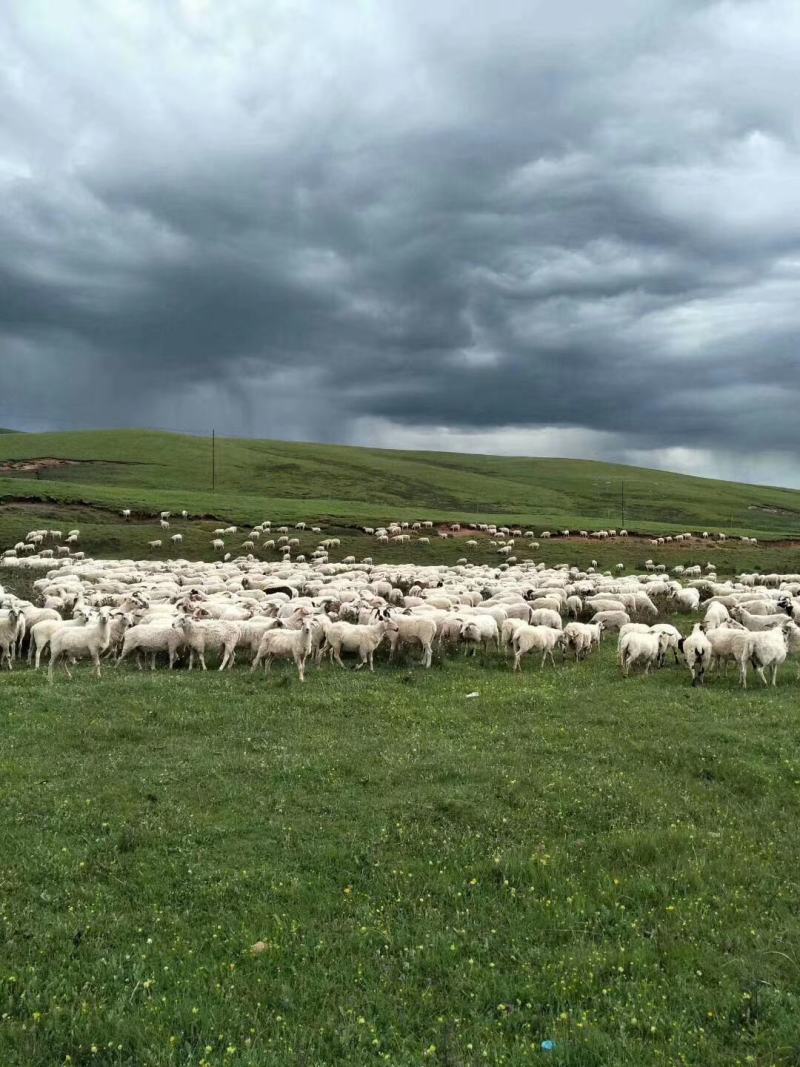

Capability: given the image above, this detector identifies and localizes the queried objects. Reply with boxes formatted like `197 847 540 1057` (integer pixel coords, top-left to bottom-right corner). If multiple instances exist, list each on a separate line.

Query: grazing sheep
589 610 630 633
459 615 500 656
731 606 789 631
563 621 604 661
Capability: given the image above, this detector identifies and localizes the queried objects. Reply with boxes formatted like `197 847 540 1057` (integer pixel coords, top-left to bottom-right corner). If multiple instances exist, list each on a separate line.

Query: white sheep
512 624 565 670
589 610 630 632
563 621 604 661
173 616 240 670
48 611 113 681
251 618 314 681
459 615 500 656
387 613 438 668
117 622 186 670
618 630 670 676
0 608 20 669
679 624 712 687
323 618 399 671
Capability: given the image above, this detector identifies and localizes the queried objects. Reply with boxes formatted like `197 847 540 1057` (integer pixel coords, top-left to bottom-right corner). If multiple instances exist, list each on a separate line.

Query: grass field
1 603 799 1066
3 430 800 1064
2 429 800 540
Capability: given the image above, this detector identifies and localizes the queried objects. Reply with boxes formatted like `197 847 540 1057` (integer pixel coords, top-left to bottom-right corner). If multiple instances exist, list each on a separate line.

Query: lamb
512 624 566 670
117 620 185 670
669 588 701 613
48 611 113 681
173 616 240 670
323 617 400 671
679 623 712 686
147 540 162 550
649 623 683 665
122 509 131 520
211 538 225 552
589 610 630 632
618 630 670 676
387 613 438 668
170 533 183 545
250 618 314 681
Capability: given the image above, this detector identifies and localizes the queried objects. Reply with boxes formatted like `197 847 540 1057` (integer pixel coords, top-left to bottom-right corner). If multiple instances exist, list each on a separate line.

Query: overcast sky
1 0 799 485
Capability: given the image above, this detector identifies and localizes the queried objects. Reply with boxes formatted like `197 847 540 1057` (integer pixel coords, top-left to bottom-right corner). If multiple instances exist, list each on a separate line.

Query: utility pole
212 428 216 491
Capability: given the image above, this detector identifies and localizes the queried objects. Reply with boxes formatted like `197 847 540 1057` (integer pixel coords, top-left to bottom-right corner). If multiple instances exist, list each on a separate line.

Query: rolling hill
0 428 799 538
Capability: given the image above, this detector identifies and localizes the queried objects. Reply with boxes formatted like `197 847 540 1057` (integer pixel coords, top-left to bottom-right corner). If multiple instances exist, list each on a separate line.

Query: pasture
2 429 800 1065
2 615 800 1066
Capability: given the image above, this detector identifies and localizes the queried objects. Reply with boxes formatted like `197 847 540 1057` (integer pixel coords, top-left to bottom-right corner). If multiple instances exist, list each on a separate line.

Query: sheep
618 630 670 677
589 610 630 632
323 617 400 671
458 616 500 656
747 622 800 687
649 623 682 665
678 623 712 686
386 613 438 668
563 621 604 661
147 540 162 550
668 588 701 613
117 622 186 670
211 539 225 552
500 617 529 654
0 608 20 670
170 533 183 545
122 509 131 520
512 624 566 670
48 611 113 681
250 618 314 680
173 616 240 670
159 519 170 530
704 624 752 685
730 606 789 631
29 609 91 670
703 601 730 629
528 608 562 630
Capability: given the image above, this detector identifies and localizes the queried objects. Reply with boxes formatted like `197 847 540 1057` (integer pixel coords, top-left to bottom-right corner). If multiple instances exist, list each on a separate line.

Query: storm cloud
2 0 800 484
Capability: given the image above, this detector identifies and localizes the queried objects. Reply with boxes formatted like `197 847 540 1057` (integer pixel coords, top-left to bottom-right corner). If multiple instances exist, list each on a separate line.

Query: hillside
1 428 800 537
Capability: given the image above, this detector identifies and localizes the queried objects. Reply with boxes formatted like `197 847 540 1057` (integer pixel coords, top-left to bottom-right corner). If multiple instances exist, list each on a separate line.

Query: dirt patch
0 457 84 475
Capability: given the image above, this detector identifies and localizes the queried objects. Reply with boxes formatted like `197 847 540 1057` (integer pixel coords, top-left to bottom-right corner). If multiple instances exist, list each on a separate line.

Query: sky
1 0 799 486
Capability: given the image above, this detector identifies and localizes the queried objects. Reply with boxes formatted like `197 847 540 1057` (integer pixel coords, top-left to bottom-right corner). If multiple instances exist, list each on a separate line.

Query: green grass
2 428 800 538
1 613 799 1065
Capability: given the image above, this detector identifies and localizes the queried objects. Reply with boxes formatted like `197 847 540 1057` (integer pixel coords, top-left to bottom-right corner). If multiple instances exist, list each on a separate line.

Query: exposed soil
0 457 84 475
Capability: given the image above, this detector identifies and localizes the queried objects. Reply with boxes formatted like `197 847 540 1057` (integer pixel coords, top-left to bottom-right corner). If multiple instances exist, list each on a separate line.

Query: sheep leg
771 664 778 687
168 649 177 670
92 652 102 679
297 655 305 682
264 655 272 673
199 652 207 671
422 643 432 668
333 648 347 670
513 651 522 672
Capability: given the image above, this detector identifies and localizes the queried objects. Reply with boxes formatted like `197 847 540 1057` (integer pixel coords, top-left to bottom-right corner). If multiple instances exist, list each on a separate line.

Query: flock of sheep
1 509 756 569
2 537 798 688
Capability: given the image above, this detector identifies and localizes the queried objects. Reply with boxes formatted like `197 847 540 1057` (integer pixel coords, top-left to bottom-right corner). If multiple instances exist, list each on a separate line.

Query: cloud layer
1 0 799 484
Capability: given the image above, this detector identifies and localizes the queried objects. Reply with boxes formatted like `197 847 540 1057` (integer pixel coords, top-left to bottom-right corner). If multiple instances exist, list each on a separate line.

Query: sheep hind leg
92 652 102 679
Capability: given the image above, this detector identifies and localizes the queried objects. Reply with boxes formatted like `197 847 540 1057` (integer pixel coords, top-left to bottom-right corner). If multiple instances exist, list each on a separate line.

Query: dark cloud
2 0 800 483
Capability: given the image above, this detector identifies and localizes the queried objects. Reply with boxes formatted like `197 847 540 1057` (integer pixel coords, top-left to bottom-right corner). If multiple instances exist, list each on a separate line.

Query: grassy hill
1 428 800 538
